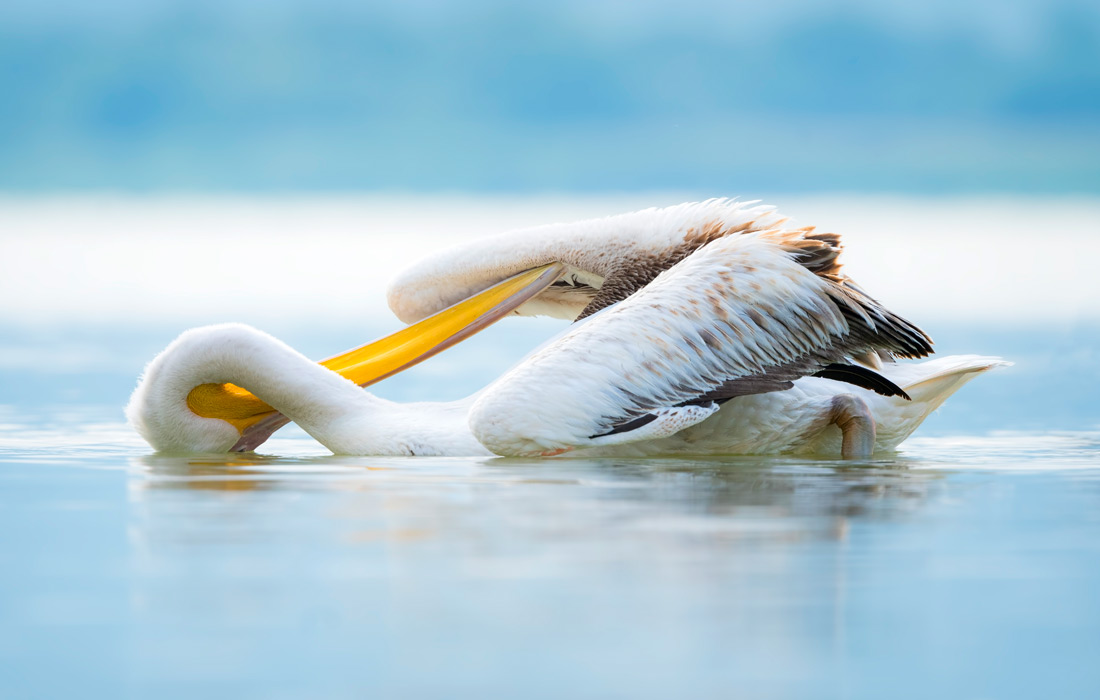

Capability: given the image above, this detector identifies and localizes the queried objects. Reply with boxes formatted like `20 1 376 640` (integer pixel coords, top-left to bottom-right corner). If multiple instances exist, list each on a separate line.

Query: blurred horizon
2 0 1099 193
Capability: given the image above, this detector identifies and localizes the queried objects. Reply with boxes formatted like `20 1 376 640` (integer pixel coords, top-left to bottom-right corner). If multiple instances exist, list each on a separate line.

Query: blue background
2 0 1098 192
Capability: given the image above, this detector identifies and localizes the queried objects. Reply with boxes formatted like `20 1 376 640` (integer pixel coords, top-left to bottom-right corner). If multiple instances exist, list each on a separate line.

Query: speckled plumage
127 322 1003 457
129 199 999 458
465 229 932 456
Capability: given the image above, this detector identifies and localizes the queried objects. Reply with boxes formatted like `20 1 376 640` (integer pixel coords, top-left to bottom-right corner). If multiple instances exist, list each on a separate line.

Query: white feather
128 322 1004 458
128 201 999 458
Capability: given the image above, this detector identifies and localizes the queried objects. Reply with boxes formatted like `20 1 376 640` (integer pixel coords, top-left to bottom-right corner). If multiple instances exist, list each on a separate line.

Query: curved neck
188 328 380 429
129 325 386 454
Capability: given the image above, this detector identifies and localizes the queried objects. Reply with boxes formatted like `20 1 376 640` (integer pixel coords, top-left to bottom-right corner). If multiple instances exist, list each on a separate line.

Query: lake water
2 196 1099 698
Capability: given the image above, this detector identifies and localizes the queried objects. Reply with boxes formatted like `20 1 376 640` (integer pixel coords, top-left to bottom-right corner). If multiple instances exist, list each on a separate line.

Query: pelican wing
468 229 932 457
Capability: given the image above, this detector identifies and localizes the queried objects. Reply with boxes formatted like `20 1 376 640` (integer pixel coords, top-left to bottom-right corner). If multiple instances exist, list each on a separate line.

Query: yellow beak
185 262 564 450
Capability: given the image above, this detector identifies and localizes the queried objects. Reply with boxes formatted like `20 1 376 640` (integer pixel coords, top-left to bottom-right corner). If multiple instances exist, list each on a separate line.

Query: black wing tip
814 363 912 401
893 326 935 360
830 284 935 359
590 412 659 438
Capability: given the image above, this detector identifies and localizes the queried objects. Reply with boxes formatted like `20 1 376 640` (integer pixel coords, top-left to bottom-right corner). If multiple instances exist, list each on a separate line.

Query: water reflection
128 451 946 554
5 424 1100 697
116 451 956 697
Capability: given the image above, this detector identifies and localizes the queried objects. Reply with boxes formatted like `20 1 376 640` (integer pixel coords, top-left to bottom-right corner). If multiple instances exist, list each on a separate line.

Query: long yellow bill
186 263 565 451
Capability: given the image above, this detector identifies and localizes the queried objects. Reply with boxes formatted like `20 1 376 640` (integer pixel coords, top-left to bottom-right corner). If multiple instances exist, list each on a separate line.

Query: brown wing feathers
765 228 933 360
591 225 931 436
581 223 932 361
575 218 783 320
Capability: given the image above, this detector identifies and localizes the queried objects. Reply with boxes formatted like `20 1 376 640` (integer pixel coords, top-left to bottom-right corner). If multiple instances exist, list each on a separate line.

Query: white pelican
128 200 1006 459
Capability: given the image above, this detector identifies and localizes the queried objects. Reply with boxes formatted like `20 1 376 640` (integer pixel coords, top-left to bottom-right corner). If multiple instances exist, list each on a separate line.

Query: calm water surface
1 272 1099 697
1 405 1099 699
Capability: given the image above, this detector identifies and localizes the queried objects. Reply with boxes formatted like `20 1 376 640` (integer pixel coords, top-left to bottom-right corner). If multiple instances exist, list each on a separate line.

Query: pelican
128 200 1006 459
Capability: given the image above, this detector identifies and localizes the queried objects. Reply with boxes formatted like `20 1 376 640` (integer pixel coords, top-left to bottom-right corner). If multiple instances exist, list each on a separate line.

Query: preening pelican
128 200 1006 459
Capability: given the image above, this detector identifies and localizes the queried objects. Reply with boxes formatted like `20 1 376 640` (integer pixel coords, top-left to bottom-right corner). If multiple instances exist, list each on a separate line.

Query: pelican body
127 200 1006 459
